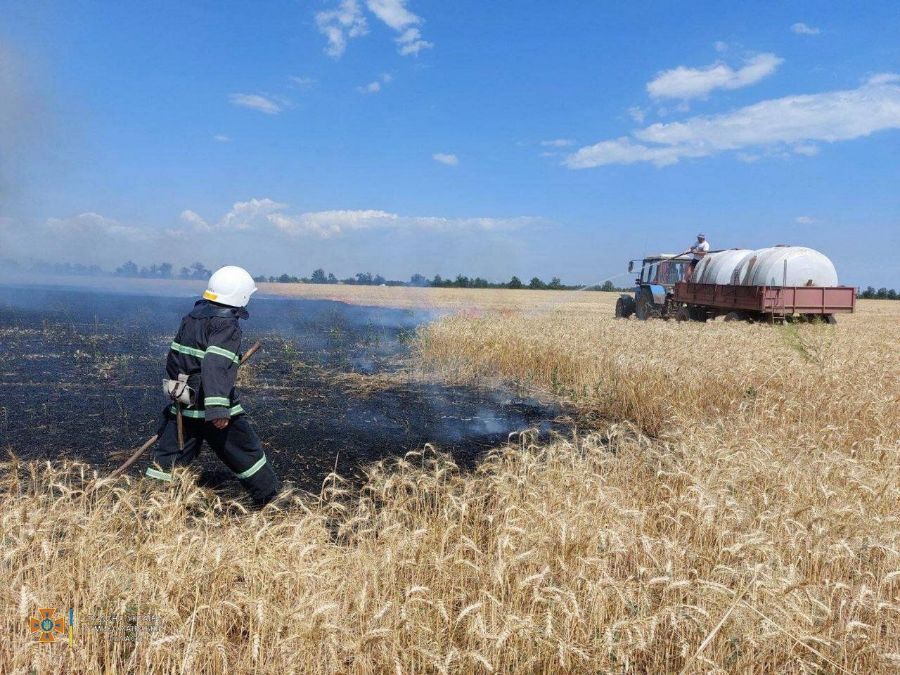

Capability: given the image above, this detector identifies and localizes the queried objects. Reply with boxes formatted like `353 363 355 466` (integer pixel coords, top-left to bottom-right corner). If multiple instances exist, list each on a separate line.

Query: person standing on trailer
146 265 281 505
685 233 710 282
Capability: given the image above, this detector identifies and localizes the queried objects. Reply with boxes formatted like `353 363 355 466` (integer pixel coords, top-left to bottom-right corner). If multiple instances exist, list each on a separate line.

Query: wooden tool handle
240 341 262 364
108 434 159 479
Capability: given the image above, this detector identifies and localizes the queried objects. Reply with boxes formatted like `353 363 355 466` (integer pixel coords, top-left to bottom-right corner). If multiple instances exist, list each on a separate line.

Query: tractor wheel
675 305 691 322
614 296 635 319
635 290 656 321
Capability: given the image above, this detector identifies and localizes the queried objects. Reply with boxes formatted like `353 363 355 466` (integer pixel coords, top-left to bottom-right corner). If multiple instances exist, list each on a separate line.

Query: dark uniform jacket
166 300 248 421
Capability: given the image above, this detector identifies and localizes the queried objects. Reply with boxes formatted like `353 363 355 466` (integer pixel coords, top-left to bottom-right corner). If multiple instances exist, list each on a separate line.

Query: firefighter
146 265 281 504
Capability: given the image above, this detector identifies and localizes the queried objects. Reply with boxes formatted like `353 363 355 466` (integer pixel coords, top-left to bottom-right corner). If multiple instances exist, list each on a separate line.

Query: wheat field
2 289 898 673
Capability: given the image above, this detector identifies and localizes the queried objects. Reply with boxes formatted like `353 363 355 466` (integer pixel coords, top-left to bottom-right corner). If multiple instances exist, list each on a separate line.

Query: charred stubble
0 287 566 494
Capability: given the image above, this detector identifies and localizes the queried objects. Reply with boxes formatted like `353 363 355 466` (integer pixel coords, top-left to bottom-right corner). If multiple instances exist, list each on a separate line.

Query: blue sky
1 0 898 286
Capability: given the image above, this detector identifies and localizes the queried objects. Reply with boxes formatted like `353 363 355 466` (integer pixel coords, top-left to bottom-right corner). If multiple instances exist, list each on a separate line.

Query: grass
2 287 898 673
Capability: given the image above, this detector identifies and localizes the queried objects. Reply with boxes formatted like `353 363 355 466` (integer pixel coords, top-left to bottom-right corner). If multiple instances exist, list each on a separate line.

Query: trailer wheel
675 305 691 322
689 306 709 322
824 314 837 325
723 311 747 322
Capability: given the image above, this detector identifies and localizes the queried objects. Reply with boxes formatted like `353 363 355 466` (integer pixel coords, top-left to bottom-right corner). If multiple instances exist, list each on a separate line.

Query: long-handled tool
176 402 185 451
107 341 263 479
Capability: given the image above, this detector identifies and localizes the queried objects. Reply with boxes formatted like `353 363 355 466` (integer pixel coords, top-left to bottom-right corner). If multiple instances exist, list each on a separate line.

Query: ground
1 281 897 673
0 286 567 495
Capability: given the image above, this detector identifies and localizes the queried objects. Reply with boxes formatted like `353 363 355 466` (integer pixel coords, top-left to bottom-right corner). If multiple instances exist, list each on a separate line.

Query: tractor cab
629 255 689 288
616 254 692 320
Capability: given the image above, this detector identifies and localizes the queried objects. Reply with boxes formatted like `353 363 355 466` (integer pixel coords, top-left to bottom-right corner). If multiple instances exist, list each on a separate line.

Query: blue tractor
614 254 691 320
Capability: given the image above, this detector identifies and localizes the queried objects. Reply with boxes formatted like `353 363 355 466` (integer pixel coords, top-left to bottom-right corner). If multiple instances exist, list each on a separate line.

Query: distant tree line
113 261 211 280
0 259 662 292
252 268 628 291
252 269 403 287
858 286 899 300
10 258 897 297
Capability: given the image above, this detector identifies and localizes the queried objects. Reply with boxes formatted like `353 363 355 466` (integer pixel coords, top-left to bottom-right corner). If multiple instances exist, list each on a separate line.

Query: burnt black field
0 285 568 496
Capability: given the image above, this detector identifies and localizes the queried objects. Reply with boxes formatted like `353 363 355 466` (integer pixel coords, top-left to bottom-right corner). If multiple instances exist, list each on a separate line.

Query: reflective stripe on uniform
205 345 240 363
204 396 231 407
146 467 172 481
170 342 239 364
236 454 267 480
171 404 244 419
170 341 205 359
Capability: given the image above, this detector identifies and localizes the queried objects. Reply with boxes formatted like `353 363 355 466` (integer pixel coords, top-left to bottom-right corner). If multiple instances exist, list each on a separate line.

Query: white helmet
203 266 257 307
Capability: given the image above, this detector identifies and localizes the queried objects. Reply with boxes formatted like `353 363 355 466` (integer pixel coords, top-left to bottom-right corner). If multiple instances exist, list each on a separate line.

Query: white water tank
731 246 838 287
694 249 753 285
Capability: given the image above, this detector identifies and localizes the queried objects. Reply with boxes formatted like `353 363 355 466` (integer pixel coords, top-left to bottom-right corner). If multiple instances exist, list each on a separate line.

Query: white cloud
1 205 543 275
647 53 783 100
395 27 433 56
365 0 433 55
565 138 693 168
179 209 209 230
316 0 431 57
358 81 382 94
565 74 900 168
2 212 150 264
432 153 458 166
714 41 729 53
792 143 819 156
627 106 646 124
220 198 287 230
213 134 231 143
403 216 536 231
540 138 575 148
269 209 397 237
228 93 283 115
791 23 820 35
45 212 149 241
795 215 816 224
365 0 418 29
1 212 162 267
357 73 392 94
867 73 899 86
288 76 316 88
177 199 290 234
184 200 536 239
315 0 368 58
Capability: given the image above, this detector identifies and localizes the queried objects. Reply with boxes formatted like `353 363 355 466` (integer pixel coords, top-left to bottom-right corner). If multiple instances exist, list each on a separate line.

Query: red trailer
672 282 856 323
